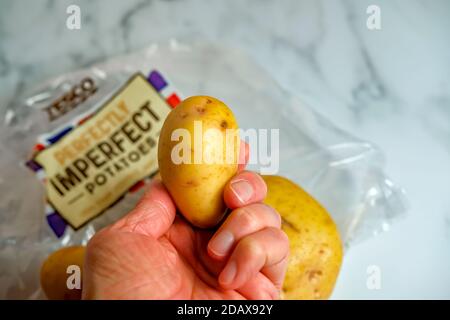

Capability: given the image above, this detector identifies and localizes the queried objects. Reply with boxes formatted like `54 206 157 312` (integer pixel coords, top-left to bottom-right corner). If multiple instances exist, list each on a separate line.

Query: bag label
32 73 171 229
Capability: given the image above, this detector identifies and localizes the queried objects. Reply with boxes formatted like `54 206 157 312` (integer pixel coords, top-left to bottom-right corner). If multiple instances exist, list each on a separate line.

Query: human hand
82 144 289 300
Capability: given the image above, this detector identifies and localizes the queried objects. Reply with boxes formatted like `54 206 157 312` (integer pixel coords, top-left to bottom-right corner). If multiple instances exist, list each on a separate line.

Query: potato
158 96 239 228
262 175 343 300
40 245 85 300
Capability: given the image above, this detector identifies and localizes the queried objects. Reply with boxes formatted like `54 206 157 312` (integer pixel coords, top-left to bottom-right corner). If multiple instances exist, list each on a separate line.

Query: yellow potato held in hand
40 245 85 300
262 175 343 300
158 96 240 228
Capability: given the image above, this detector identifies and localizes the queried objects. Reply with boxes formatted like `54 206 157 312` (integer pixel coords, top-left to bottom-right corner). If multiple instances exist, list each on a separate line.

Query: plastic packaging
0 41 408 299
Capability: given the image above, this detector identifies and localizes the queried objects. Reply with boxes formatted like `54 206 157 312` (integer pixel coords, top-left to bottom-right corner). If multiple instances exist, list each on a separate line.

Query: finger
197 231 227 276
238 140 249 172
109 179 176 239
223 171 267 209
262 255 289 290
207 203 280 259
236 272 280 300
165 216 222 289
218 227 289 290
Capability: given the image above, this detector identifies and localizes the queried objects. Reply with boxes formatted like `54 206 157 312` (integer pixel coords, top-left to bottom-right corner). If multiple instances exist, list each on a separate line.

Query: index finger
238 140 249 172
223 171 267 209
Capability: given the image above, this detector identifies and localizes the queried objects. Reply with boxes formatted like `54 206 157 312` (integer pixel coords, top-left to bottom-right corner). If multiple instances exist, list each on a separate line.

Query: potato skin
158 96 239 228
40 245 85 300
262 175 343 300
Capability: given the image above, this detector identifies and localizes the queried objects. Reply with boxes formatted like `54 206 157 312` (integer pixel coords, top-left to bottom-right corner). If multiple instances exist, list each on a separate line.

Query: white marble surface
1 0 449 299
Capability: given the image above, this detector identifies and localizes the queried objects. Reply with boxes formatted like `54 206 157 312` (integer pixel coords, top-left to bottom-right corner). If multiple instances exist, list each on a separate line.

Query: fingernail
230 179 253 204
220 260 237 286
209 230 234 257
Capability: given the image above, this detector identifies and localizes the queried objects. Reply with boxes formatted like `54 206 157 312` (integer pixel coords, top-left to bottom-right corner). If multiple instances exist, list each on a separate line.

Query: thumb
109 178 176 238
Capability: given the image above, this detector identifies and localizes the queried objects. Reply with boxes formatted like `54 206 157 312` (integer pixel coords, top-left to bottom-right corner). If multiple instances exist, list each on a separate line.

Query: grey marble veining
0 0 449 298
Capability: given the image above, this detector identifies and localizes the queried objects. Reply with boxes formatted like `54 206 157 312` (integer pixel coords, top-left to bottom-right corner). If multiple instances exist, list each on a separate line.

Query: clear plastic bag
0 41 408 299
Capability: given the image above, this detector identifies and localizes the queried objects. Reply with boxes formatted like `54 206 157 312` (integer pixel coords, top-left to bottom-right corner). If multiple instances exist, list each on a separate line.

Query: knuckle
232 207 258 231
278 230 290 251
267 227 290 249
277 231 290 260
240 235 264 257
257 203 281 227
